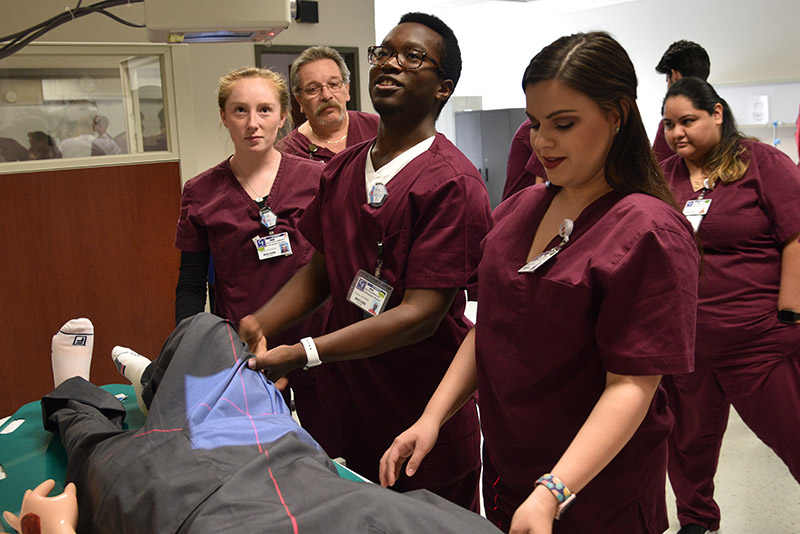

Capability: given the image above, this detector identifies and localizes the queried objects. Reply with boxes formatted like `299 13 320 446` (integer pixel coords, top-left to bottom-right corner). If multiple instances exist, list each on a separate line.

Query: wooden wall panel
0 162 181 416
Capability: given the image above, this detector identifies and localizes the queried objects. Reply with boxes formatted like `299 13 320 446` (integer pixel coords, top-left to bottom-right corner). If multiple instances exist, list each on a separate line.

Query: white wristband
301 337 322 370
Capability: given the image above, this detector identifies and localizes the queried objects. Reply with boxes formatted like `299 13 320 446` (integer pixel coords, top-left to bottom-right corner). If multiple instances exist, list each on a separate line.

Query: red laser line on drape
227 322 253 417
133 428 183 437
265 448 299 533
225 322 266 451
225 321 294 530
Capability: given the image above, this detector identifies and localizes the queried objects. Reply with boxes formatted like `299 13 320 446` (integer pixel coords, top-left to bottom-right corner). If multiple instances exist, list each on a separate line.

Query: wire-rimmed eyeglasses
367 46 443 73
300 79 346 97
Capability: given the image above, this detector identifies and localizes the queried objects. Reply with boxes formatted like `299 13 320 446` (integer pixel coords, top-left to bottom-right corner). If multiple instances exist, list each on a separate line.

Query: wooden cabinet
0 162 181 415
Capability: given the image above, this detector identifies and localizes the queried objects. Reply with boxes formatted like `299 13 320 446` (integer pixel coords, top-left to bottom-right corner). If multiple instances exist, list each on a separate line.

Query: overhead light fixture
145 0 292 43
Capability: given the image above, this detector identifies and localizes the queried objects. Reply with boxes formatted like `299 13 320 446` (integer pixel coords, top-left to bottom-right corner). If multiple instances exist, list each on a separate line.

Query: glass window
0 44 170 164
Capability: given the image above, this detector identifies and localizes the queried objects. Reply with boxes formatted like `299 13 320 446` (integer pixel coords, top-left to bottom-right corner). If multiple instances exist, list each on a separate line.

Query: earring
614 126 620 134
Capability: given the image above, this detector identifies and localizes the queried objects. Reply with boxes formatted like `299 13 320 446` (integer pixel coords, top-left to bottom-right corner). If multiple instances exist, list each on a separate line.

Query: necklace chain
691 176 712 192
309 126 348 144
242 155 279 201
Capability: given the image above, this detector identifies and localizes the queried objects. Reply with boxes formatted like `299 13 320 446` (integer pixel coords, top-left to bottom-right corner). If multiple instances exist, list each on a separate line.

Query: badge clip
260 207 278 234
369 183 388 207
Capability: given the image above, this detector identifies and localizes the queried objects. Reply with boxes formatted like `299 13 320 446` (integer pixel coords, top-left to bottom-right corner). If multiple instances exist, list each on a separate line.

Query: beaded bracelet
535 473 576 519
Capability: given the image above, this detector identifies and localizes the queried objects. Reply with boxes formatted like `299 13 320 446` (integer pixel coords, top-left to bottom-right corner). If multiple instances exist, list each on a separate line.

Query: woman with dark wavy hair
381 32 700 533
660 76 800 534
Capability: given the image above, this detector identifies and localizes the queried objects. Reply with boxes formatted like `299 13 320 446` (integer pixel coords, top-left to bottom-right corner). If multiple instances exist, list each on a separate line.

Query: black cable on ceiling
0 0 145 61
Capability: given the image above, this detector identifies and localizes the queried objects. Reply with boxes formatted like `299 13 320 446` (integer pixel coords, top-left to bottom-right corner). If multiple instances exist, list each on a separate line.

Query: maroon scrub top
653 121 674 163
662 139 800 363
174 154 326 348
297 133 491 474
277 110 380 163
502 119 547 201
476 184 698 532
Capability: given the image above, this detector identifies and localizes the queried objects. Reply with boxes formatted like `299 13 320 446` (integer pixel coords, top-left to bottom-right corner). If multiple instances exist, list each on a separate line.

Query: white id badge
519 219 573 273
252 232 293 260
683 198 711 216
347 269 393 316
519 248 561 273
683 199 712 233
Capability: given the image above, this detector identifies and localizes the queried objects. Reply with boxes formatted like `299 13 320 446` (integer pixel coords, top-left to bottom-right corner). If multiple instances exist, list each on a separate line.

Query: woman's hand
508 485 557 534
379 415 441 487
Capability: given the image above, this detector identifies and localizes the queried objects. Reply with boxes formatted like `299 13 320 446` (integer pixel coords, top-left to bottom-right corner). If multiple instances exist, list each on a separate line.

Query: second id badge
683 198 712 233
347 269 393 317
252 232 293 260
519 219 574 274
519 248 561 273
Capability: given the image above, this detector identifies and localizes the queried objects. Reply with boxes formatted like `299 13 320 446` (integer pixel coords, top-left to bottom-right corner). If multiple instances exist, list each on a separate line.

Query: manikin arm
2 480 77 534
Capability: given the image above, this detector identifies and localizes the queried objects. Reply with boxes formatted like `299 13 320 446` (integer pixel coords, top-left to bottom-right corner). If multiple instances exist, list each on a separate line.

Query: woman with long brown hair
381 31 700 533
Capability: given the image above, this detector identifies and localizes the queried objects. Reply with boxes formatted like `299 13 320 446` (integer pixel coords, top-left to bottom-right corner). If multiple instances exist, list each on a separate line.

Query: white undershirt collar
365 135 435 200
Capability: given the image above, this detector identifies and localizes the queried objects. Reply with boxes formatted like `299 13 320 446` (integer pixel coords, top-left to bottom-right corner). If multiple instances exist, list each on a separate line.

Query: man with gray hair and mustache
278 45 379 162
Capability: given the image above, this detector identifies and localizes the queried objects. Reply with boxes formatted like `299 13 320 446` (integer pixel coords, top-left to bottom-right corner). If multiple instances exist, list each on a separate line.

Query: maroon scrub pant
663 349 800 531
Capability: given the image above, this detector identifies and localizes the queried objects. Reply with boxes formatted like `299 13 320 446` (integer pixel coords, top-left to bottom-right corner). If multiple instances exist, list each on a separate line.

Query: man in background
278 45 378 162
90 115 122 156
654 40 710 161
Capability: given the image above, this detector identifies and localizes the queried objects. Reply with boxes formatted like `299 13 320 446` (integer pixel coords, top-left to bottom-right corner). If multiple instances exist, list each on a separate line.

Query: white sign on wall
747 95 770 124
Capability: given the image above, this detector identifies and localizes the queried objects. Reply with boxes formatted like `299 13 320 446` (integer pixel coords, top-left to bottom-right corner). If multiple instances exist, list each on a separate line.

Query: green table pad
0 384 363 531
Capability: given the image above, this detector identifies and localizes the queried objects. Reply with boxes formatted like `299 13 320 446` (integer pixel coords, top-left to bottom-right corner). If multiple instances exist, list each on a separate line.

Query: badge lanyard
519 219 574 273
374 240 384 278
682 179 712 233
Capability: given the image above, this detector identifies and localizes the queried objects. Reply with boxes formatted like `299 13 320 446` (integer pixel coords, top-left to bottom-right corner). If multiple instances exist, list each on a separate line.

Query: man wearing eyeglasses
274 46 380 452
241 12 490 512
278 45 379 163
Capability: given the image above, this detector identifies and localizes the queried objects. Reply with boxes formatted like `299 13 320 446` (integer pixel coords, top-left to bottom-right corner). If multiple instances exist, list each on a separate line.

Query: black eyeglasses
300 79 346 97
367 46 443 73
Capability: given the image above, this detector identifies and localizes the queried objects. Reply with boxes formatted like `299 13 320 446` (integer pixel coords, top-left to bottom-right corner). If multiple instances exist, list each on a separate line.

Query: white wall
0 0 376 181
4 0 798 171
376 0 800 160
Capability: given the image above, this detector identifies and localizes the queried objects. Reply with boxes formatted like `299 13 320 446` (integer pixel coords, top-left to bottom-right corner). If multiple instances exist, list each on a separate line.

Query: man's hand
247 343 307 382
239 314 265 354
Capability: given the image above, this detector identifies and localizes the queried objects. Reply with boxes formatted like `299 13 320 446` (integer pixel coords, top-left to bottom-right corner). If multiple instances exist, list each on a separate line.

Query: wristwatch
778 309 800 324
301 337 322 370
